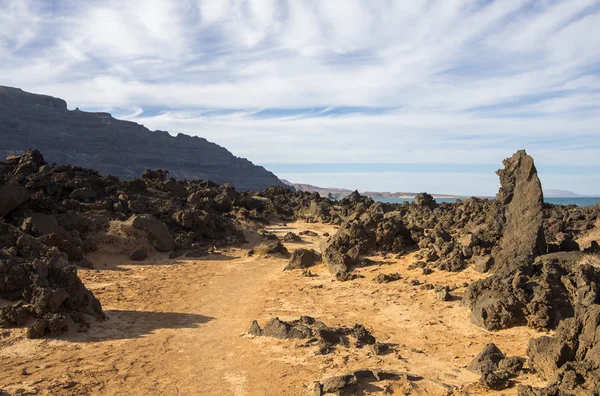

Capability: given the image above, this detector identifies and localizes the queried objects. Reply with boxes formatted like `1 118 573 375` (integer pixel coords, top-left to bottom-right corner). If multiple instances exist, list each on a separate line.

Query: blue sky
1 0 600 195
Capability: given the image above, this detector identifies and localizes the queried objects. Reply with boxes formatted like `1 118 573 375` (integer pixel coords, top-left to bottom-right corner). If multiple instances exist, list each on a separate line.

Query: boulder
467 343 506 374
468 343 524 391
21 213 65 236
126 215 174 252
281 232 301 242
0 184 28 217
413 192 437 209
374 273 401 283
163 179 188 198
435 285 451 301
285 248 321 270
129 249 148 261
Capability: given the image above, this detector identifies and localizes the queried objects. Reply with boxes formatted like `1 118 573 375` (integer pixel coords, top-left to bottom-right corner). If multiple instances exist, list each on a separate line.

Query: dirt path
0 222 546 395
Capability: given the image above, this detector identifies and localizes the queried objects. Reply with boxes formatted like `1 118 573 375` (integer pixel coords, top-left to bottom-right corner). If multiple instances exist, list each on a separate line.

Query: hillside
0 86 286 191
543 189 581 198
281 180 466 199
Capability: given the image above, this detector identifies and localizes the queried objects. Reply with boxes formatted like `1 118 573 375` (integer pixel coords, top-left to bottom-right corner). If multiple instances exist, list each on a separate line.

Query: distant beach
376 197 600 207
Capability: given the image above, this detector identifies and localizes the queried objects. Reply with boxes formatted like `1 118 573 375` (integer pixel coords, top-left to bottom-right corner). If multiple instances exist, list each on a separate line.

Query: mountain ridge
0 86 286 191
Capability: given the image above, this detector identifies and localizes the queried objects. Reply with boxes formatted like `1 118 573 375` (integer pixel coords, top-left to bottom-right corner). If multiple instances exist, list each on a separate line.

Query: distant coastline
282 180 599 201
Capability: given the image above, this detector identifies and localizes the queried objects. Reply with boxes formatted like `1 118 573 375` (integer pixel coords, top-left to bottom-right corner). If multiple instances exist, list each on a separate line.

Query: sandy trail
0 222 546 395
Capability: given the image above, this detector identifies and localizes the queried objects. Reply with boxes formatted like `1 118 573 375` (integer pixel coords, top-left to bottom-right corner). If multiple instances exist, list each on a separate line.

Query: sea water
375 197 600 207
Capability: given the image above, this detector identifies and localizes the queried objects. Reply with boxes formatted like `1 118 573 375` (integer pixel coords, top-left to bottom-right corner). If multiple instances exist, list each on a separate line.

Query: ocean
375 197 600 207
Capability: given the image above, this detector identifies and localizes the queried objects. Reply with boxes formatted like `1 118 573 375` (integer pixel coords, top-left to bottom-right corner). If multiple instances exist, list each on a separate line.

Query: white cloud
0 0 599 194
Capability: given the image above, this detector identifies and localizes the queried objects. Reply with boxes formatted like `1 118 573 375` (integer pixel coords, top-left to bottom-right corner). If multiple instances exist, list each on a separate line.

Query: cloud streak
0 0 599 194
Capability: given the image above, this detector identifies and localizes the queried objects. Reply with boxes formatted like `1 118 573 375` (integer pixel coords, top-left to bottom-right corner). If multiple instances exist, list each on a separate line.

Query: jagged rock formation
462 151 552 330
0 220 104 338
248 316 385 355
0 86 286 191
455 151 600 392
1 147 598 345
492 150 546 273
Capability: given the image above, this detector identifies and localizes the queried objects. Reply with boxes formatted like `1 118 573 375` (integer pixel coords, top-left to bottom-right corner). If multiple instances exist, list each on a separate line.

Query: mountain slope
543 189 581 198
281 180 466 199
0 86 286 191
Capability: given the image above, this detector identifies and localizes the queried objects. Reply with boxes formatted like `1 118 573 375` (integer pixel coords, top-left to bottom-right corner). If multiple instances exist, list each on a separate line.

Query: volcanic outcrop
248 316 386 355
451 151 600 393
0 86 286 190
1 146 599 350
492 150 546 272
0 220 104 338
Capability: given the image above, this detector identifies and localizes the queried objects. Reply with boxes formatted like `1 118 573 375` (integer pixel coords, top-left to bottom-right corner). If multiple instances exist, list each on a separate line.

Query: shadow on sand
61 310 215 342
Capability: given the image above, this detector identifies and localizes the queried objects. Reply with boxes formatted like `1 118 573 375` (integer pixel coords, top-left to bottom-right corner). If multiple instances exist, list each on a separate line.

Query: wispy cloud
1 0 599 194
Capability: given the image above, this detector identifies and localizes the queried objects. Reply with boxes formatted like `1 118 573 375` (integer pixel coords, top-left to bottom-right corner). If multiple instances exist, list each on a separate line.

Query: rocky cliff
0 86 286 191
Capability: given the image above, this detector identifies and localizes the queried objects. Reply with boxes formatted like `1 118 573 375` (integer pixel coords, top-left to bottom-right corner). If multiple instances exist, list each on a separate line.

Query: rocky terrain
1 148 599 395
0 86 286 191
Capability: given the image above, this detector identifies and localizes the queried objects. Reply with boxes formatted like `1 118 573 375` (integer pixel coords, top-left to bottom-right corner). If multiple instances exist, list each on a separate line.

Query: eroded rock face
464 252 593 331
0 221 104 337
520 272 600 394
492 150 546 273
0 86 286 191
463 150 551 330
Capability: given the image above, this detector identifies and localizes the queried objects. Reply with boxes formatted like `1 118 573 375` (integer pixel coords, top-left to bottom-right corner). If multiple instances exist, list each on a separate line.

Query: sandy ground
0 222 548 395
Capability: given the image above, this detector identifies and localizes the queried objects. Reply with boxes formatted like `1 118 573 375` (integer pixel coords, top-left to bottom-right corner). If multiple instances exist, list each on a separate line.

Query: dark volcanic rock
467 343 506 374
315 369 407 395
374 273 402 283
321 205 413 276
492 150 546 272
468 343 524 391
320 374 358 394
463 150 554 331
0 183 28 217
256 317 313 339
127 215 175 252
523 304 600 394
413 192 437 209
0 86 286 191
463 251 589 331
249 317 383 355
285 248 321 270
0 221 104 336
255 241 289 257
129 249 148 261
435 285 451 301
281 232 301 242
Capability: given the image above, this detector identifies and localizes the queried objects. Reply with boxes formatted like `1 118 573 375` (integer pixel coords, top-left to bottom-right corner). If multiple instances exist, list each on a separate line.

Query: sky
1 0 599 196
